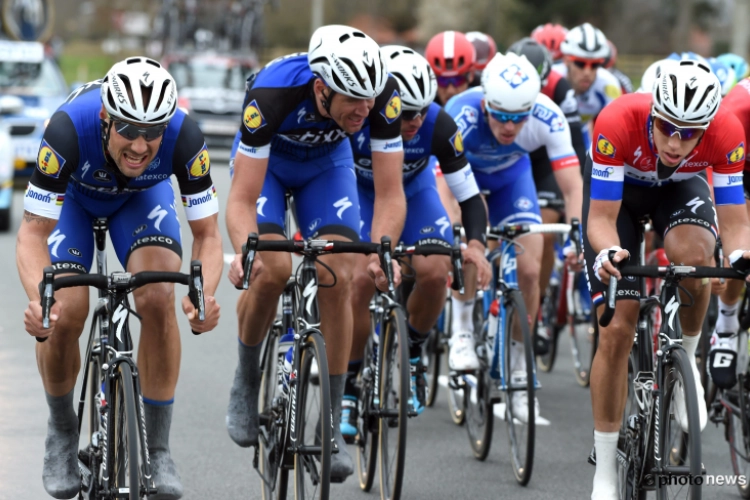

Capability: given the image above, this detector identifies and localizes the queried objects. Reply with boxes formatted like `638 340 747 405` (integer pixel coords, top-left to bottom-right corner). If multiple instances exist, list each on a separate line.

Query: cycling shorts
473 155 542 227
49 179 182 274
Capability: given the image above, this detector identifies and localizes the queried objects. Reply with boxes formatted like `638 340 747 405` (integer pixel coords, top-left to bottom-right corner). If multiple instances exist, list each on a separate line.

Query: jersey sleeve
171 116 219 220
368 77 403 153
711 113 746 206
25 111 80 219
235 85 305 160
534 100 580 172
430 109 478 202
589 103 627 202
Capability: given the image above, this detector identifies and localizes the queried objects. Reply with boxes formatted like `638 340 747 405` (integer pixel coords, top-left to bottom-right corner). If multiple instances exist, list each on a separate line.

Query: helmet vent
118 75 137 108
155 80 170 110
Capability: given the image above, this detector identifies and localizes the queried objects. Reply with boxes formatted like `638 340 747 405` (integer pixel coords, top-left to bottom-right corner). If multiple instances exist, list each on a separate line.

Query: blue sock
407 324 429 360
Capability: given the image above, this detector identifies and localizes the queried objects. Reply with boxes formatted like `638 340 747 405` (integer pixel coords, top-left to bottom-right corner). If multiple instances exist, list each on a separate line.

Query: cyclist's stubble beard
567 62 595 95
314 80 374 134
100 109 160 179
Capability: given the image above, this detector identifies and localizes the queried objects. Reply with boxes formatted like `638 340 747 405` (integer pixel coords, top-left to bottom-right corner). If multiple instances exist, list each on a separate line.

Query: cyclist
224 25 405 482
636 58 678 93
603 40 634 94
508 37 587 351
708 56 737 96
583 60 750 499
553 23 622 145
425 30 477 106
531 23 568 64
708 75 750 387
466 31 497 85
444 52 583 418
17 57 223 500
340 46 491 431
718 52 749 83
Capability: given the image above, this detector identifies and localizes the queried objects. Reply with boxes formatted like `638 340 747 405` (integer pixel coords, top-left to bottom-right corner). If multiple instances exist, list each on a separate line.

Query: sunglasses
437 74 470 88
570 58 605 70
401 106 430 121
652 114 706 141
111 117 169 142
484 104 531 124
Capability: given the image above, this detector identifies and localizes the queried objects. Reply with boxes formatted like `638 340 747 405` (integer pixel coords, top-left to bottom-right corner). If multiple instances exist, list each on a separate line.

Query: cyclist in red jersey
584 60 750 499
706 77 750 386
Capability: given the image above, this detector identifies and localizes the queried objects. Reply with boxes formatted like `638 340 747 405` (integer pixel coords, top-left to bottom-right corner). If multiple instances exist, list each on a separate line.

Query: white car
0 95 22 231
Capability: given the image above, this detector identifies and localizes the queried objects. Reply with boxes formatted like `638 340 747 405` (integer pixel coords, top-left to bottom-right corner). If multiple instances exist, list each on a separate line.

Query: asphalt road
0 162 745 499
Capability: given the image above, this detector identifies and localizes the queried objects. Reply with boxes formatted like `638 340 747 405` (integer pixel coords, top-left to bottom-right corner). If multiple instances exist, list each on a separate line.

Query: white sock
510 340 525 372
716 297 740 334
451 295 475 333
591 431 619 499
682 333 700 371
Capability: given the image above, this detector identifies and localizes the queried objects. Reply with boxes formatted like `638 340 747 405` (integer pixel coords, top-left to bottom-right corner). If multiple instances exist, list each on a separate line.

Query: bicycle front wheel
378 307 409 500
110 362 140 500
503 289 535 486
657 347 702 500
293 331 331 500
536 278 561 372
356 334 378 492
464 367 494 461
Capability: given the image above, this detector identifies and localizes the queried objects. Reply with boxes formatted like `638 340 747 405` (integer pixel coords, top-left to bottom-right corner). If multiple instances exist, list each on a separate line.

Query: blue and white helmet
481 52 540 112
717 53 749 80
708 57 736 96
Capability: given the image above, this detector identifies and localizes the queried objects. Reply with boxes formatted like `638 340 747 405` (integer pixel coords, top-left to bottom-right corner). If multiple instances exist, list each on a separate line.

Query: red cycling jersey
541 70 563 100
589 93 745 205
720 77 750 173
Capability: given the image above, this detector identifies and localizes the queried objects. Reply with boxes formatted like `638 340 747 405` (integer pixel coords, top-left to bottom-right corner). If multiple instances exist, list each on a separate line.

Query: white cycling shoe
509 371 539 424
448 330 480 371
673 362 707 433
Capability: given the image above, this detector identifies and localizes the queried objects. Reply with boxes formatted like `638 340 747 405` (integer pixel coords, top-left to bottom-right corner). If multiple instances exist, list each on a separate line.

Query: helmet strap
320 87 335 116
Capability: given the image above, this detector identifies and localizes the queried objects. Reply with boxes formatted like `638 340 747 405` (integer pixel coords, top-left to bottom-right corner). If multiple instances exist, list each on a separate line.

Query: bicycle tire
572 315 597 388
464 367 494 461
356 332 378 492
424 327 441 408
446 357 466 425
378 306 409 500
503 289 535 486
728 395 750 499
656 347 702 500
110 362 140 500
617 348 646 500
293 331 331 500
259 327 283 500
536 280 561 372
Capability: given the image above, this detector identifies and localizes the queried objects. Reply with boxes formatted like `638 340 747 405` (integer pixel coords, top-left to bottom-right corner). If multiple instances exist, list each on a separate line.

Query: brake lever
37 266 55 342
239 232 259 290
450 224 465 295
379 236 395 294
599 250 629 327
188 260 205 335
570 218 582 257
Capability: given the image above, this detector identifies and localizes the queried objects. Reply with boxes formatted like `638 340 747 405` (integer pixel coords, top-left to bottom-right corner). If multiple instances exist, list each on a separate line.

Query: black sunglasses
111 117 169 141
401 106 430 121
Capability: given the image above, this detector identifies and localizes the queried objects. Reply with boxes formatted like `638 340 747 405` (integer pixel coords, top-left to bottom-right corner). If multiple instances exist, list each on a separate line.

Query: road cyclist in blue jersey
225 25 406 483
341 46 492 435
444 51 583 421
17 57 224 499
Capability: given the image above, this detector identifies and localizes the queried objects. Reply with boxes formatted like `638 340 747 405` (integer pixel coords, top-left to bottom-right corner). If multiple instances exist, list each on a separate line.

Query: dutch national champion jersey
351 103 468 184
721 77 750 173
233 53 403 162
24 80 217 221
552 63 622 125
444 87 579 175
590 92 746 205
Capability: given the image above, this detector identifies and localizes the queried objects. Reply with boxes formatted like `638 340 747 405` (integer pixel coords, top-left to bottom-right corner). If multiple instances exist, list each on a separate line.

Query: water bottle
278 332 294 395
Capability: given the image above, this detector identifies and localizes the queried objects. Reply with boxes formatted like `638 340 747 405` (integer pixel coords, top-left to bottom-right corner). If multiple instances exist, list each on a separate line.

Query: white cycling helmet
652 59 721 126
381 45 436 110
638 59 678 93
481 52 540 112
308 25 387 99
560 23 609 60
101 57 177 125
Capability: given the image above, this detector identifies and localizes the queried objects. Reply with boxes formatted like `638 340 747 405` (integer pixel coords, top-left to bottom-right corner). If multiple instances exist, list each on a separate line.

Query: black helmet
508 37 553 83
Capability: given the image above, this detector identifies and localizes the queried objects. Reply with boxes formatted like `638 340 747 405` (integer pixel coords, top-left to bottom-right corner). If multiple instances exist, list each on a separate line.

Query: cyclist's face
314 79 374 134
400 114 424 141
652 116 705 167
565 57 602 94
100 107 160 178
483 100 528 145
436 74 472 104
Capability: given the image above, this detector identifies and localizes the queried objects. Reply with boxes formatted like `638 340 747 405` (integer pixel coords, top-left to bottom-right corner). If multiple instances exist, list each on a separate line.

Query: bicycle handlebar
37 261 206 341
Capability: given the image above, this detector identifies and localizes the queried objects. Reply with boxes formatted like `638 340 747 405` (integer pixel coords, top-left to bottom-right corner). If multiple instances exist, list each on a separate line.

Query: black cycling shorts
582 157 717 303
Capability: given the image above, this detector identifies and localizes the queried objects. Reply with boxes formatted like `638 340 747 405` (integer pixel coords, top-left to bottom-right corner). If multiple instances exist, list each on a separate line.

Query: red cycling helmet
425 31 476 77
605 39 617 69
465 31 497 71
531 23 568 61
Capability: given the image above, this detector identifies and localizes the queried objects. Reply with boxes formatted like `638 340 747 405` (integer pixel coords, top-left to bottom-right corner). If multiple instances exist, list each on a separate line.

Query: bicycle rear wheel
571 315 597 387
728 380 750 498
536 278 560 372
110 362 140 500
424 326 442 408
503 289 535 486
356 334 378 492
656 348 702 500
464 367 494 461
293 331 331 500
259 326 286 500
378 307 409 500
617 349 646 500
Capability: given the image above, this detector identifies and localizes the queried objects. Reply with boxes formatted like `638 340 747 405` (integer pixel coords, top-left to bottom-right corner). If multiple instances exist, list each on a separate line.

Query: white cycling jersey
552 63 622 125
